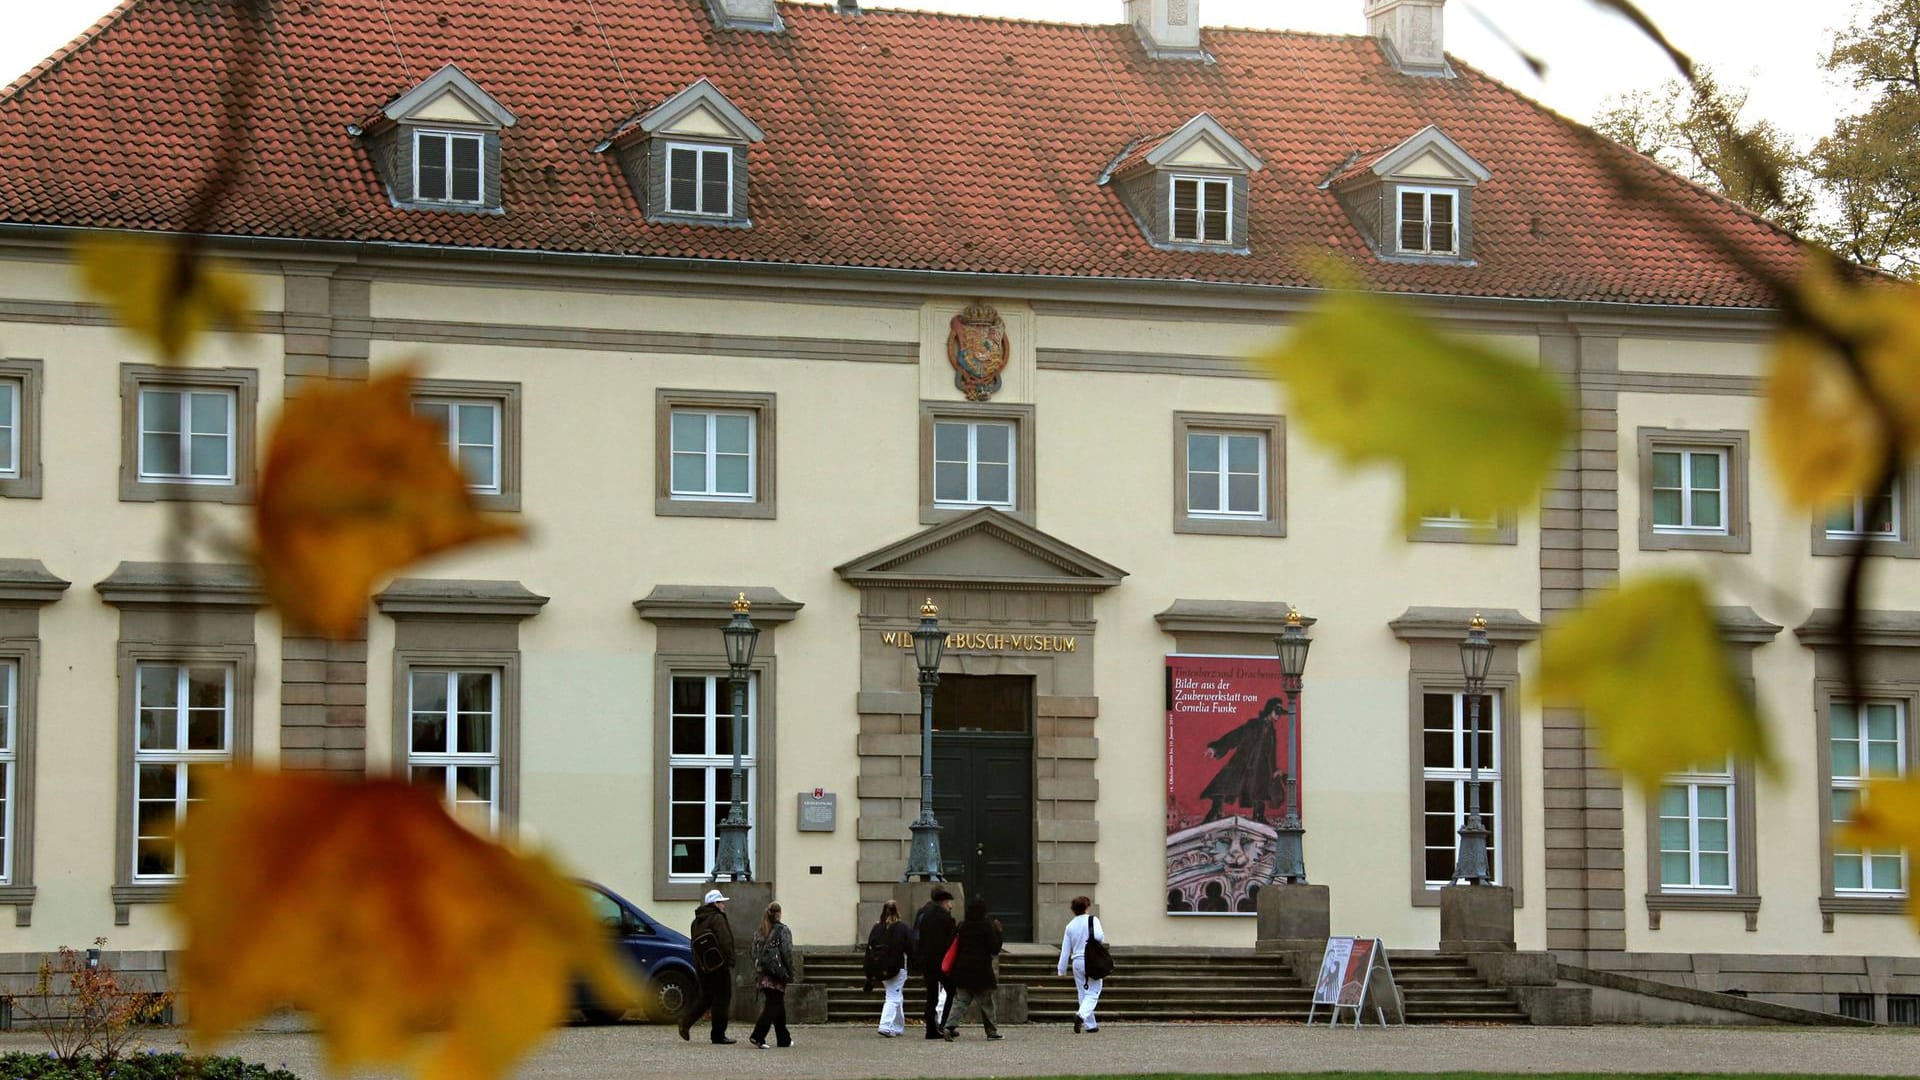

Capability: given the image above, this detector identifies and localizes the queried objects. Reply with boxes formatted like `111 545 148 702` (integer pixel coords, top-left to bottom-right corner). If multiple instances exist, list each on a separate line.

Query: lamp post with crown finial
1453 613 1495 886
1271 607 1313 884
903 598 948 881
712 592 760 883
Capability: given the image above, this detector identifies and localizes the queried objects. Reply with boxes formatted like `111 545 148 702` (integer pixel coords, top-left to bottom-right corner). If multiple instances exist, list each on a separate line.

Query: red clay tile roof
1325 146 1395 187
0 0 1801 307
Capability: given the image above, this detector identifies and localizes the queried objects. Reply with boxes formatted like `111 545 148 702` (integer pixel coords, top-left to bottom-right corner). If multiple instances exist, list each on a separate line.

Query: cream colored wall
1617 372 1920 958
0 255 285 953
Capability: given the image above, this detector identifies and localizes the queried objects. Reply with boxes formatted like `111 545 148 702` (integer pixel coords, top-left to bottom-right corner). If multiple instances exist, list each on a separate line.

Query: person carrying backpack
865 899 915 1037
679 889 737 1044
1057 895 1109 1033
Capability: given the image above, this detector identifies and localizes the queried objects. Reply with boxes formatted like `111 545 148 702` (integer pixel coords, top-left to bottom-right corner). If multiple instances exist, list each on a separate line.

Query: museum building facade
0 0 1915 1017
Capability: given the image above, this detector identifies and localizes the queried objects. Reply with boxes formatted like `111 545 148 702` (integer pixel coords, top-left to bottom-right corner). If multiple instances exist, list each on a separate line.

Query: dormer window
1397 186 1456 255
355 64 516 213
1101 113 1262 254
415 130 485 205
602 79 764 228
1171 176 1231 244
666 143 734 217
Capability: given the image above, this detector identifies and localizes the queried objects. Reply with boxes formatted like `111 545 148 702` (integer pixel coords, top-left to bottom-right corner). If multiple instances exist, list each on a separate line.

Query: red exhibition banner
1164 654 1300 915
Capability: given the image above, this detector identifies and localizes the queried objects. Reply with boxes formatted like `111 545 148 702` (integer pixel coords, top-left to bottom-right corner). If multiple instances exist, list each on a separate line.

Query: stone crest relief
946 302 1010 401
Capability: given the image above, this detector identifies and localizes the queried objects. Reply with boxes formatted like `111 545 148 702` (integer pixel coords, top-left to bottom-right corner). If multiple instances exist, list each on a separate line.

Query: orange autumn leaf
255 369 519 637
176 772 641 1080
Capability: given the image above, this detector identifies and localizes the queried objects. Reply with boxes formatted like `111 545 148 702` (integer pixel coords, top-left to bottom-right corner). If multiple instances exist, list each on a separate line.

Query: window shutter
417 133 448 201
450 136 482 202
1428 192 1455 253
701 149 731 215
668 147 698 213
1399 190 1425 251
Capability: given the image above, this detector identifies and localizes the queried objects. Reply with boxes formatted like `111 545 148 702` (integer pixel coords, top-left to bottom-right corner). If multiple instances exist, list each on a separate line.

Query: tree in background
1812 0 1920 276
1592 68 1814 234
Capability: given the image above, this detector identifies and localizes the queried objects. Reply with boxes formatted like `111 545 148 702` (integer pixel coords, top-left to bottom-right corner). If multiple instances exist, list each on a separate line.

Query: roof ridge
0 0 147 104
777 0 1369 41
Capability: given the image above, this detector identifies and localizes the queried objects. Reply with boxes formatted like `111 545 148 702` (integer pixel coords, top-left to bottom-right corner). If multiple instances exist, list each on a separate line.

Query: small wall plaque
797 791 837 833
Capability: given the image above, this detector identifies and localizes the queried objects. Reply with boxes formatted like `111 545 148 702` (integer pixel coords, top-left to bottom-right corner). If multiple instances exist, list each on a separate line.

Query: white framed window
1418 508 1497 529
0 378 17 480
669 408 755 501
1832 699 1908 895
666 673 756 882
666 143 734 217
1421 690 1502 888
1398 186 1458 255
414 130 484 204
1170 176 1231 243
1186 431 1266 518
408 669 501 834
132 663 232 880
415 397 502 495
1650 446 1728 534
932 420 1014 509
0 661 14 884
1827 476 1901 541
138 388 235 484
1658 760 1735 891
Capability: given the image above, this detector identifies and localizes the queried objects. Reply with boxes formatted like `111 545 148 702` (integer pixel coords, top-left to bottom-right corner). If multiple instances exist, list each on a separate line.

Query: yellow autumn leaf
254 368 520 638
176 772 641 1080
1248 290 1569 530
1536 575 1773 795
1767 257 1920 507
75 233 254 363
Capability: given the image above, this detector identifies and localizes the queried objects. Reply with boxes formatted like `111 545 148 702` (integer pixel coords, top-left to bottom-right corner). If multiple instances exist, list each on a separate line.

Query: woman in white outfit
1056 895 1105 1033
874 899 914 1037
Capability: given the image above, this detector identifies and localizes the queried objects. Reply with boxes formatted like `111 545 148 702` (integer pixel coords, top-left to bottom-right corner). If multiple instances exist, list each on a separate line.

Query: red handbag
940 937 960 975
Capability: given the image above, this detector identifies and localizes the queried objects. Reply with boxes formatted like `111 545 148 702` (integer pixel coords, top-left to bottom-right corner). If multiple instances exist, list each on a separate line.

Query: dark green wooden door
930 675 1035 941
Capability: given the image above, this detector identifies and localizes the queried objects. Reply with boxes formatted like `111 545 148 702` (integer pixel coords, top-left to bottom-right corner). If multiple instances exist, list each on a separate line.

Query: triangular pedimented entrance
834 507 1127 593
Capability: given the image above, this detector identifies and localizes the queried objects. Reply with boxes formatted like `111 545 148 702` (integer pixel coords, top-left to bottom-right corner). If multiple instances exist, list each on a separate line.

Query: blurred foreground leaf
255 369 519 638
177 773 640 1080
1537 575 1772 795
1767 261 1920 507
1249 291 1569 530
75 234 254 363
1840 776 1920 929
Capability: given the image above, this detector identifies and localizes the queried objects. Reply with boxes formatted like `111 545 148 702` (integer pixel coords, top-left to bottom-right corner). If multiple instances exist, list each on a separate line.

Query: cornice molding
1154 599 1316 637
634 585 803 625
94 562 263 610
1389 606 1541 643
375 578 549 620
0 559 69 605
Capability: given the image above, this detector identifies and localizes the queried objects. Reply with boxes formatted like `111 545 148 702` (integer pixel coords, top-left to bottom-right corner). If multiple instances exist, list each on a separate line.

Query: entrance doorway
931 674 1036 942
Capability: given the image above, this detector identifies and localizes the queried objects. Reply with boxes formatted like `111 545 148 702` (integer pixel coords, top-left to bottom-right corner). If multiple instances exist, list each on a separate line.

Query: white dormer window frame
1396 185 1459 256
413 129 486 206
664 141 735 218
1170 174 1232 244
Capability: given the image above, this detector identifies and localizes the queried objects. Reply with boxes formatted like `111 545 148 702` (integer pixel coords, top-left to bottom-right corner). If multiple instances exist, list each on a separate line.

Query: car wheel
647 969 698 1023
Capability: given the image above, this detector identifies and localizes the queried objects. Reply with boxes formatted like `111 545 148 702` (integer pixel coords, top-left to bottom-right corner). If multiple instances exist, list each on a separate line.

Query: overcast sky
0 1 1872 142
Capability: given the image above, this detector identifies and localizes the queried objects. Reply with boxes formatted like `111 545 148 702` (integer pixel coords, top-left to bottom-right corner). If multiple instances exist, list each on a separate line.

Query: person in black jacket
679 889 737 1044
913 887 957 1040
871 899 915 1037
943 897 1005 1040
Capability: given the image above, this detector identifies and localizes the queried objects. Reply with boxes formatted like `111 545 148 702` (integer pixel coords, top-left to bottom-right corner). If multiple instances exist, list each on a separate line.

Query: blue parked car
575 879 699 1023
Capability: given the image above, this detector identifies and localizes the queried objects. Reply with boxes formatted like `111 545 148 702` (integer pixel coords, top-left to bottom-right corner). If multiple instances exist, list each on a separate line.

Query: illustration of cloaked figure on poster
1200 696 1288 824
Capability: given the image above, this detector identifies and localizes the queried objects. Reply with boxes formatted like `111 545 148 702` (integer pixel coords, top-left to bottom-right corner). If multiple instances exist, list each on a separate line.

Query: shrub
0 1052 301 1078
6 939 175 1064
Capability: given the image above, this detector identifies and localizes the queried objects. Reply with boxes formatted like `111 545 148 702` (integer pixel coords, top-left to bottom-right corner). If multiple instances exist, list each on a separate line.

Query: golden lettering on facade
877 630 1076 653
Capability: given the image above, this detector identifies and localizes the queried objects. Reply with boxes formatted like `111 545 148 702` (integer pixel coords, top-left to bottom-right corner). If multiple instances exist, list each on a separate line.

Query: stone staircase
798 948 1528 1025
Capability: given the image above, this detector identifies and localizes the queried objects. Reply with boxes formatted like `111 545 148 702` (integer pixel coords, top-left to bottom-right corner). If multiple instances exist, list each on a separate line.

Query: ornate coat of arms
946 302 1010 401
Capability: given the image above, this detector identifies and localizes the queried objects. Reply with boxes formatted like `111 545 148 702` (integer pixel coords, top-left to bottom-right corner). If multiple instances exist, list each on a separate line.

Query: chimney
705 0 783 32
1366 0 1451 77
836 0 859 11
1125 0 1208 61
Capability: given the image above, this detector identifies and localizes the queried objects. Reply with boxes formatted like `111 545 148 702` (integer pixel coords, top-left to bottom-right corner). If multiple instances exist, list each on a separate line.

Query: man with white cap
680 888 737 1044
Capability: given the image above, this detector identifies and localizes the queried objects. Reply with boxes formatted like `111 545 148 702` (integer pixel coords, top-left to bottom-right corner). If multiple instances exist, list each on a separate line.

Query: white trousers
879 965 909 1034
1072 956 1103 1029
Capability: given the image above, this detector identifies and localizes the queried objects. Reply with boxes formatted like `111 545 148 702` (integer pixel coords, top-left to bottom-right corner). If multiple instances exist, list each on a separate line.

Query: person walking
680 889 736 1044
943 897 1004 1041
1057 895 1106 1033
869 899 915 1036
748 901 795 1049
913 887 957 1040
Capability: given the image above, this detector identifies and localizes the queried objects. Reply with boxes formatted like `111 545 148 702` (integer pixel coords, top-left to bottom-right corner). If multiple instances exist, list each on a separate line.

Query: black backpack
862 922 892 981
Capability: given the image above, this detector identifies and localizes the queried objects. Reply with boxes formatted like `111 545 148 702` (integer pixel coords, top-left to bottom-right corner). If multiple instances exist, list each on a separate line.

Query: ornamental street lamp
712 592 760 883
1271 607 1313 884
903 598 948 881
1453 613 1496 886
